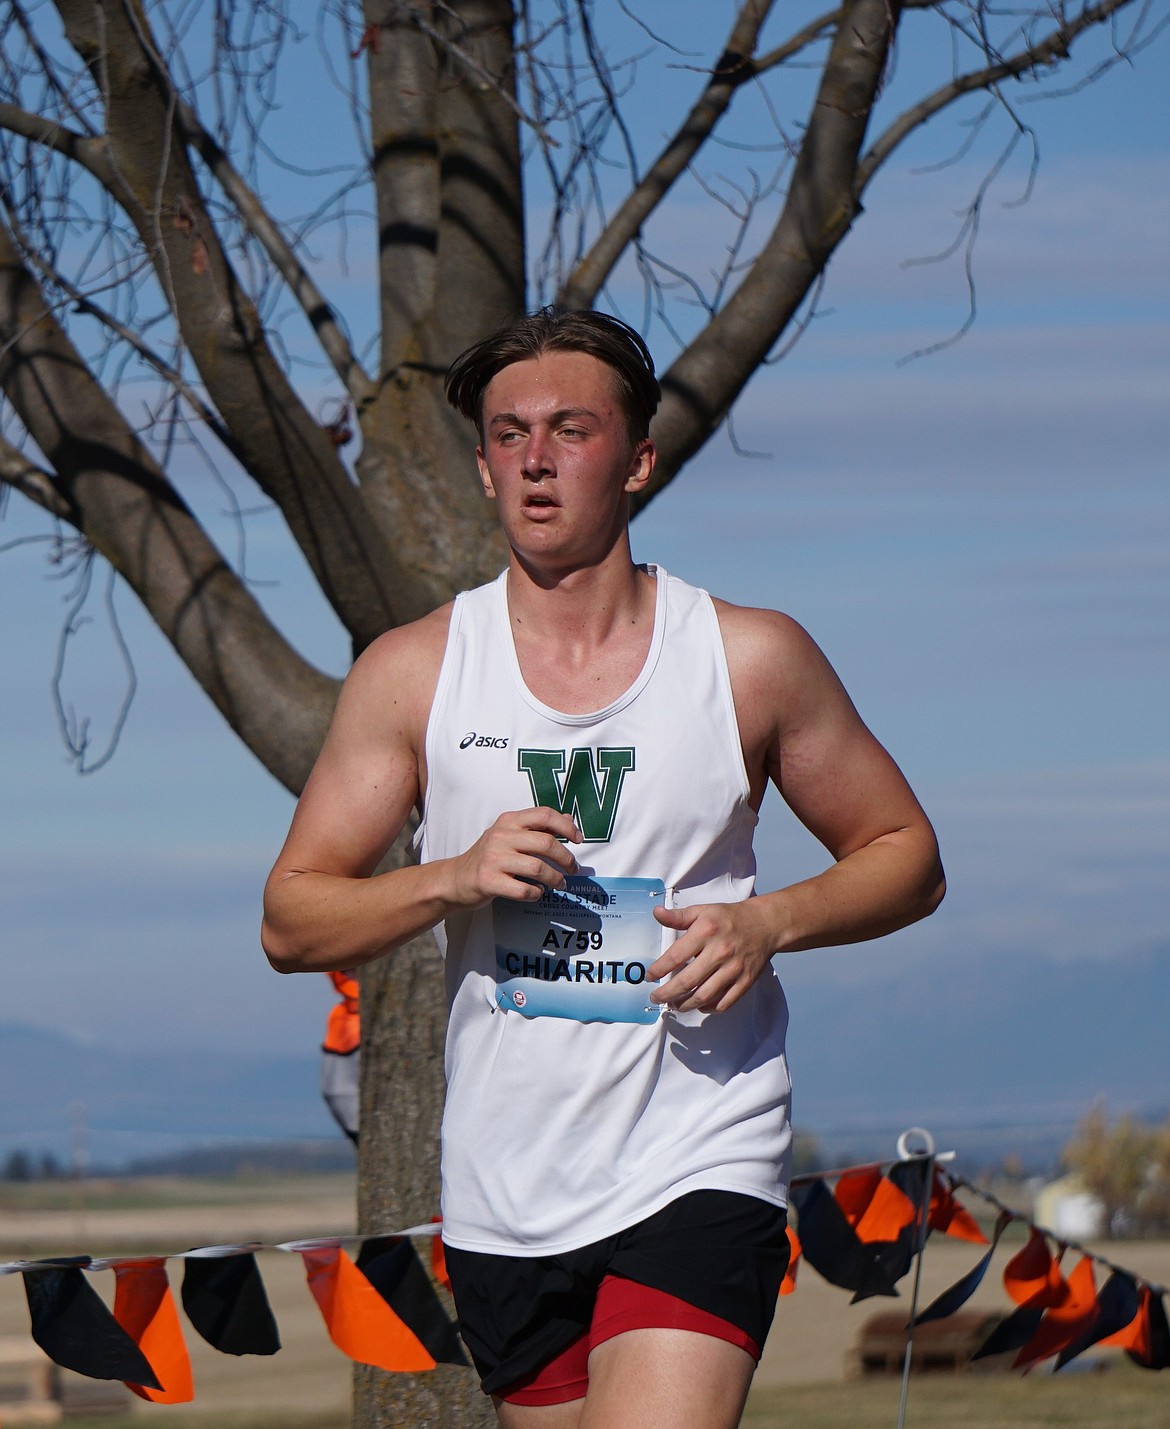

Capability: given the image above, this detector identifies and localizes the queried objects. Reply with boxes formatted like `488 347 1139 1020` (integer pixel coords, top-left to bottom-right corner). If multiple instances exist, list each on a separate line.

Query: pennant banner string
949 1173 1168 1298
1 1222 444 1279
790 1148 957 1188
3 1162 1162 1298
2 1132 1167 1401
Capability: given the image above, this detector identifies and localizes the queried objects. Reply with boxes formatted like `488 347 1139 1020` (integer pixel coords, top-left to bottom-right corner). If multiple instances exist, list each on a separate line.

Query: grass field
26 1365 1170 1429
744 1363 1170 1428
3 1173 1168 1427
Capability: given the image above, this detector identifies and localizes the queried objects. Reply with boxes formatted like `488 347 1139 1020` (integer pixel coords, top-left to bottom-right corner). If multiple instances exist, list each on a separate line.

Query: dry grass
744 1361 1170 1427
48 1364 1170 1429
45 1419 347 1429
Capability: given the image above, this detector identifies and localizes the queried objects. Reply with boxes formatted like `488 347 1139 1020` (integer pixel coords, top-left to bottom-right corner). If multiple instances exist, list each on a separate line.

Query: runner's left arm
648 606 944 1014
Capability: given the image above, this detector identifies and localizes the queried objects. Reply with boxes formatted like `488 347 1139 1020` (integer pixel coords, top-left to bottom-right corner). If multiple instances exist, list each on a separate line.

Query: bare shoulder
711 597 816 661
272 602 455 880
334 600 454 743
348 600 453 684
711 597 844 725
303 600 454 799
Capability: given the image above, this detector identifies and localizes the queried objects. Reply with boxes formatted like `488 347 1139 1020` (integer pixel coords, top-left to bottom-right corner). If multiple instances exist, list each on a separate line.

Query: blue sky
2 6 1167 1163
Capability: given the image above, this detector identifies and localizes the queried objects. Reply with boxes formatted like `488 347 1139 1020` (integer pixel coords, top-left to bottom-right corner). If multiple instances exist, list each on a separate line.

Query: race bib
492 876 666 1024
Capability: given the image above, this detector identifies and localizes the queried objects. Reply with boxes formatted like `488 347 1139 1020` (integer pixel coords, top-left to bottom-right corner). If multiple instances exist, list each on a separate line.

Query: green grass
743 1361 1169 1428
51 1366 1169 1429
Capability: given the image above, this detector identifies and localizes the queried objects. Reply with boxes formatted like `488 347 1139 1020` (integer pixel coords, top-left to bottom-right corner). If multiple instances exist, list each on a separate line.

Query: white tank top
416 566 792 1254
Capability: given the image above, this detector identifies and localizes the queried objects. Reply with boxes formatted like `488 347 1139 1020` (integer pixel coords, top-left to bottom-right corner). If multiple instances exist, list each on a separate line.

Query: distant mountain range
2 936 1165 1176
0 1021 340 1169
783 938 1169 1172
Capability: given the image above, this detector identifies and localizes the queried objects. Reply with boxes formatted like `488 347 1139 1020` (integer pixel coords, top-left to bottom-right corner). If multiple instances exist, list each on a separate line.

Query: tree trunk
354 843 493 1427
352 8 524 1416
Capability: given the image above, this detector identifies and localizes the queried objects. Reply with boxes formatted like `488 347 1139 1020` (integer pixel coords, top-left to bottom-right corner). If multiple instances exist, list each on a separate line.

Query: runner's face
476 351 654 570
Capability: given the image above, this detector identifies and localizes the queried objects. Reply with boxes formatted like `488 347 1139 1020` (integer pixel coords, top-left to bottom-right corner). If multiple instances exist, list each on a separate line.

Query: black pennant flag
914 1241 998 1326
22 1266 160 1386
886 1158 931 1215
850 1236 917 1304
789 1179 871 1292
849 1160 931 1304
355 1237 467 1366
914 1213 1010 1327
790 1179 911 1302
1055 1271 1140 1369
181 1253 281 1356
1131 1291 1170 1370
971 1303 1046 1361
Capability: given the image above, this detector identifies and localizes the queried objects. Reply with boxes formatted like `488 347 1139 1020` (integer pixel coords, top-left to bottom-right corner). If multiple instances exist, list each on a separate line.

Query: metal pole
896 1128 936 1429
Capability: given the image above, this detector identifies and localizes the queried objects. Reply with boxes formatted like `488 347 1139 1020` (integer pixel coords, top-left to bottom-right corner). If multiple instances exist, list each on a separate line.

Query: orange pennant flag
928 1172 987 1244
1014 1254 1099 1370
111 1259 194 1404
779 1225 801 1296
430 1220 451 1293
834 1168 917 1243
1098 1285 1152 1358
324 971 361 1053
1002 1229 1067 1309
301 1247 435 1372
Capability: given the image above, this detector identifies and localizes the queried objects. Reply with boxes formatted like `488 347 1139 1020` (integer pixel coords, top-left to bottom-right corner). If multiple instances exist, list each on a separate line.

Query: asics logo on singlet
517 747 635 842
459 731 509 749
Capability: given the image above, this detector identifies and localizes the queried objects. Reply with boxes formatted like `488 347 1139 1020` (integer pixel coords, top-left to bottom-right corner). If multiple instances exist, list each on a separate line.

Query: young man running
262 309 944 1426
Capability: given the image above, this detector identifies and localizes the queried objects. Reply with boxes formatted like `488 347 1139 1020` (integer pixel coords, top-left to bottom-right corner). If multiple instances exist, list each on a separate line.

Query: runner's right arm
261 613 579 975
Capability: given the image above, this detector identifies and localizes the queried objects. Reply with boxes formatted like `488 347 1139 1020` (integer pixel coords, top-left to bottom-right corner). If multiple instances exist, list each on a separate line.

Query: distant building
1034 1174 1105 1239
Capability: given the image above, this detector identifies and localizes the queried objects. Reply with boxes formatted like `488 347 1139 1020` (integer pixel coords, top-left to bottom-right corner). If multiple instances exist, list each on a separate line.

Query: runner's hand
648 901 778 1014
445 807 581 908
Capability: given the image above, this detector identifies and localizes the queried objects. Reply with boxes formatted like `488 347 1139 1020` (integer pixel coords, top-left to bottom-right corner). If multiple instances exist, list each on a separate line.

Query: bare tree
1 1 1161 1422
1063 1103 1170 1237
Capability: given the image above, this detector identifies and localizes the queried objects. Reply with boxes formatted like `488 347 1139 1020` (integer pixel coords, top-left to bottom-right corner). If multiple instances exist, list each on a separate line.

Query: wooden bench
847 1310 1008 1377
0 1336 132 1422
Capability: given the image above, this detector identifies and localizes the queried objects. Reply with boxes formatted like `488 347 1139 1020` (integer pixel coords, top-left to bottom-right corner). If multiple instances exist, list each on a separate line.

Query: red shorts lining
498 1275 761 1407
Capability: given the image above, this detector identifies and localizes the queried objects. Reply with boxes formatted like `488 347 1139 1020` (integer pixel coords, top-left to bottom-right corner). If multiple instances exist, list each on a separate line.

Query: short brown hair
444 307 661 442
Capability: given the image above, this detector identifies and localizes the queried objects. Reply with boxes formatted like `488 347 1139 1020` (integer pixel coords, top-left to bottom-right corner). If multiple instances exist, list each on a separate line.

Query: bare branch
52 0 416 641
896 125 1032 364
0 431 73 520
0 100 112 183
749 0 933 73
0 209 339 793
558 0 784 309
15 235 245 461
51 547 138 775
748 7 839 75
173 99 375 407
3 0 100 136
857 0 1141 191
363 0 442 374
761 268 831 366
641 0 900 501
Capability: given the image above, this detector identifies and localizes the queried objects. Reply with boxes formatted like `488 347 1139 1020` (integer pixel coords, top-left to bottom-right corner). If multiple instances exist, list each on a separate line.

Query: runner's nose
524 430 553 475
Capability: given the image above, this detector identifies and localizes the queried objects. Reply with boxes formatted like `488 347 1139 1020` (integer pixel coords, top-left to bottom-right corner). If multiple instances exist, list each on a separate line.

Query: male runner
262 308 944 1427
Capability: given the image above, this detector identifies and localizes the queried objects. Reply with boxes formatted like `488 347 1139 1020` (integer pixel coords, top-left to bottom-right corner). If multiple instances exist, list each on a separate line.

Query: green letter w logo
518 747 635 842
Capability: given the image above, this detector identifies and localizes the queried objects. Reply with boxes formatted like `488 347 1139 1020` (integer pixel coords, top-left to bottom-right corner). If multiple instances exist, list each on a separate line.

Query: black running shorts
443 1189 790 1396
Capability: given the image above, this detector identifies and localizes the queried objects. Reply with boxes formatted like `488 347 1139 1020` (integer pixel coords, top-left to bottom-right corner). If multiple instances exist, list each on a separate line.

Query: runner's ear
624 439 655 495
477 448 496 499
